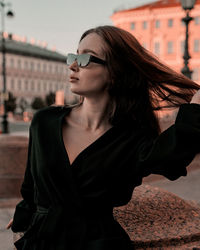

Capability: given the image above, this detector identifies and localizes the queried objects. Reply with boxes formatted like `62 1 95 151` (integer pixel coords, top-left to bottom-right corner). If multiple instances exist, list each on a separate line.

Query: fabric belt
17 204 116 250
36 204 113 219
36 206 48 214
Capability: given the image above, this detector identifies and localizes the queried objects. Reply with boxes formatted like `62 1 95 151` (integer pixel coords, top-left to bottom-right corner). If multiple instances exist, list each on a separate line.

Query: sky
4 0 155 55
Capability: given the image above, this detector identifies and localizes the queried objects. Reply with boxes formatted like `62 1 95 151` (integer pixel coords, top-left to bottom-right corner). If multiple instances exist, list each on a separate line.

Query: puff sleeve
137 103 200 180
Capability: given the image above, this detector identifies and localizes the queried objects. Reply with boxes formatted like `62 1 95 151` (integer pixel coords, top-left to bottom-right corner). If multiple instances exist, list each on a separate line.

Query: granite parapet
114 185 200 249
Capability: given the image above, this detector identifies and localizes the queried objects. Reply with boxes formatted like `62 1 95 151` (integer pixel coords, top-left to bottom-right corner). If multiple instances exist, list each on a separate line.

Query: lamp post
0 0 14 134
180 0 196 79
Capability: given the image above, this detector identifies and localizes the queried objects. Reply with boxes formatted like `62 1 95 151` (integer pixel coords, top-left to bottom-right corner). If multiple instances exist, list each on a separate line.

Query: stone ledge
114 185 200 249
0 134 28 146
0 198 20 208
0 135 28 198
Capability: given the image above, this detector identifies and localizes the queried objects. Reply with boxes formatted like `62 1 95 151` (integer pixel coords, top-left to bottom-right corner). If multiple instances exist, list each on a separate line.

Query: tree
45 92 55 106
19 97 28 114
5 92 16 113
31 97 45 110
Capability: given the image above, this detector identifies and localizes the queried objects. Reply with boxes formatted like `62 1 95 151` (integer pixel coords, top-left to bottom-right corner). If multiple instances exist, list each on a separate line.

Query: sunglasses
66 53 106 67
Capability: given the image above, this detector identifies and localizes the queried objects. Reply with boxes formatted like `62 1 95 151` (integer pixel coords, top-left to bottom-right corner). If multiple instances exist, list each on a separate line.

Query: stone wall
0 135 28 198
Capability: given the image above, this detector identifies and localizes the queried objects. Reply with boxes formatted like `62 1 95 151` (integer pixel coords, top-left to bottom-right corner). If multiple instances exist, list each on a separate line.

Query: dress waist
21 205 126 250
36 206 48 214
36 204 113 220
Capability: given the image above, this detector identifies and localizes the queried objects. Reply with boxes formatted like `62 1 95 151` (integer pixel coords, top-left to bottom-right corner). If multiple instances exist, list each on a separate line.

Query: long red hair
80 25 199 134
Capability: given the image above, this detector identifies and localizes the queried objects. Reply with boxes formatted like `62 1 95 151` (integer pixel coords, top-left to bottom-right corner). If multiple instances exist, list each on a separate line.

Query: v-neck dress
11 103 200 250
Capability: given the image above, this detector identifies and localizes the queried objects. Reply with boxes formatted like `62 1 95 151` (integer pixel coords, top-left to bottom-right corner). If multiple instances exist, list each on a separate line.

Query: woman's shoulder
30 105 72 127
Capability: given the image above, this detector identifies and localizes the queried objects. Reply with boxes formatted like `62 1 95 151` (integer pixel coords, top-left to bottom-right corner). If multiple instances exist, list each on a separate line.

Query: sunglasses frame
66 53 106 67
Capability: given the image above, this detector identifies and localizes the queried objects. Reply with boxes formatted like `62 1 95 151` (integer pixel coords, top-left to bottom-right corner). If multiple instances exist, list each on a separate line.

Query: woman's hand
6 218 13 229
190 89 200 104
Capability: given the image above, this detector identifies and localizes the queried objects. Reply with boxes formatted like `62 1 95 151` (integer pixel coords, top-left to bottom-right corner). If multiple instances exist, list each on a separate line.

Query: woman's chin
70 87 83 96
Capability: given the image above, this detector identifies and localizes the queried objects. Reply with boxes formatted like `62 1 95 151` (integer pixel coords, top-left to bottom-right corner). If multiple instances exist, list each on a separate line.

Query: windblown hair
80 25 199 134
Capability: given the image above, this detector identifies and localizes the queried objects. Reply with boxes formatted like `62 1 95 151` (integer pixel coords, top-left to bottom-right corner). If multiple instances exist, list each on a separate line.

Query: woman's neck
72 96 112 132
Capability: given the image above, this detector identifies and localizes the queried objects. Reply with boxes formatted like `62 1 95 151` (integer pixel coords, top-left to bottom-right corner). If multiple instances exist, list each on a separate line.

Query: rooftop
113 0 200 13
0 35 66 62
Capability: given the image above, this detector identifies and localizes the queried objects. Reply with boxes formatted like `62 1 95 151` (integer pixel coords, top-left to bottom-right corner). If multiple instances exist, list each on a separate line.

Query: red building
111 0 200 84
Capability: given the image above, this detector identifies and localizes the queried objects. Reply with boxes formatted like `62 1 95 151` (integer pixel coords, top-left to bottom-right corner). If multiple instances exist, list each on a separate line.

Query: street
0 118 30 136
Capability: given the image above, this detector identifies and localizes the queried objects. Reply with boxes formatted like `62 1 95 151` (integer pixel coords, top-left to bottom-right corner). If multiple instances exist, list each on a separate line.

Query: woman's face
68 33 110 98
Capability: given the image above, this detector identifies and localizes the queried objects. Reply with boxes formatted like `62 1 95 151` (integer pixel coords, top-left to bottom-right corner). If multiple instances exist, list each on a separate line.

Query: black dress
11 103 200 250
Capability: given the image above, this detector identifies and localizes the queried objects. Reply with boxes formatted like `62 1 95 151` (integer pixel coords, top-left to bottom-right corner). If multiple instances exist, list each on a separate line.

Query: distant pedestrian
7 25 200 250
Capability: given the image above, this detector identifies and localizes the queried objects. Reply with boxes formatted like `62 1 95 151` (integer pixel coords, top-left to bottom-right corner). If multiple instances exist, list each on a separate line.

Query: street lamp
0 0 14 134
180 0 196 79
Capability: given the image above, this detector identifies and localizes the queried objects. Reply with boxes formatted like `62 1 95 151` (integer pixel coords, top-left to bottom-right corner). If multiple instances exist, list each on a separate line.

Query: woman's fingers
6 218 13 229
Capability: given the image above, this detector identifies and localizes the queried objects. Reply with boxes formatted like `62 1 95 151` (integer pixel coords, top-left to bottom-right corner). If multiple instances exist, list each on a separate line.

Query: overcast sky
5 0 155 55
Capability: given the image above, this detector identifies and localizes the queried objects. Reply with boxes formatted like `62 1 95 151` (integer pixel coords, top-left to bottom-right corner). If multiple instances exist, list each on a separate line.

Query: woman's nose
69 60 79 71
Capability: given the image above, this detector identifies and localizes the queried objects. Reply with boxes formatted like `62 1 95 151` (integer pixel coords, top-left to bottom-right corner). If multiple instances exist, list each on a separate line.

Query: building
0 34 76 113
111 0 200 84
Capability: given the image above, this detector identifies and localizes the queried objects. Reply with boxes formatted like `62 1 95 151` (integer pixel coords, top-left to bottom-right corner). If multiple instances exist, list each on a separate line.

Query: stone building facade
0 35 76 113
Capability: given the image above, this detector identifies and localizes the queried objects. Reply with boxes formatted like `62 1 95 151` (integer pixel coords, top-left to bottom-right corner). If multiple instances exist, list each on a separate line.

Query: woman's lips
69 76 79 82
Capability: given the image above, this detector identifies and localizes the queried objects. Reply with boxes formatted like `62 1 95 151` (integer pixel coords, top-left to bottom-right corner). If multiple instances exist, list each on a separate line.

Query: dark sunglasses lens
66 53 91 67
77 54 90 67
66 54 76 65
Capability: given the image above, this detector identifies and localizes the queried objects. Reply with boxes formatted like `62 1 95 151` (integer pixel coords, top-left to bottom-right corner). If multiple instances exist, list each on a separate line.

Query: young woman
8 26 200 250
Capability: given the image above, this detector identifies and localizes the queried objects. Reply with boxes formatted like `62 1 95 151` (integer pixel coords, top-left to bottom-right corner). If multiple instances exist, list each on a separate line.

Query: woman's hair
79 25 199 134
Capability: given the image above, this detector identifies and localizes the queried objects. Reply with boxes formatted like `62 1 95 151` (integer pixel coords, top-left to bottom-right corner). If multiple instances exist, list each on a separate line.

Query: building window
10 79 15 90
167 41 173 54
43 64 46 72
24 61 28 69
49 64 52 72
192 68 199 81
194 16 200 25
181 20 185 26
59 66 63 73
168 19 173 27
55 65 58 73
30 62 34 71
31 81 34 91
10 58 14 68
49 82 53 91
130 22 135 30
37 82 41 91
180 40 185 54
43 82 47 91
37 63 40 71
53 83 57 91
142 43 147 49
18 80 21 90
24 80 28 91
142 21 147 29
194 40 200 52
17 59 21 69
55 83 59 91
154 42 160 55
155 20 160 28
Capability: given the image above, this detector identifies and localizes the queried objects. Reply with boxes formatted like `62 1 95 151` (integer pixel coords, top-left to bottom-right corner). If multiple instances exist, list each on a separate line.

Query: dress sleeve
137 103 200 181
11 126 36 233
